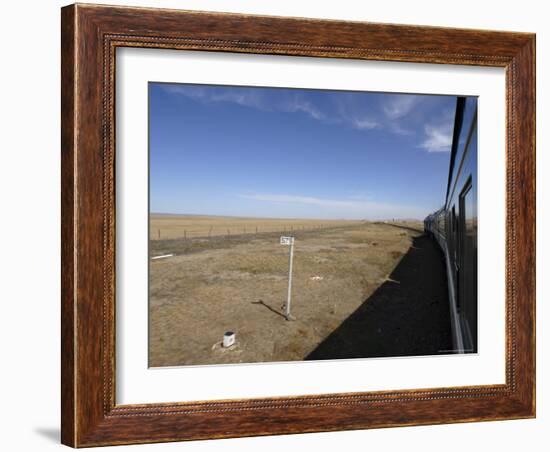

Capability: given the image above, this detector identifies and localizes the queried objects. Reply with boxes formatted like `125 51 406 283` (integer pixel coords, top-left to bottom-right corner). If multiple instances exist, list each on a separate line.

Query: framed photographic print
61 3 536 447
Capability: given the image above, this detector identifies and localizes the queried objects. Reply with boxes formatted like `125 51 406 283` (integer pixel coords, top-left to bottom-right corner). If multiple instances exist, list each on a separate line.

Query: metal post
285 238 295 320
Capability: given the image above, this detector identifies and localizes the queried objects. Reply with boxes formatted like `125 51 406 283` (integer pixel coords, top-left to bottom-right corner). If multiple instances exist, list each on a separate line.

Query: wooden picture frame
61 3 535 447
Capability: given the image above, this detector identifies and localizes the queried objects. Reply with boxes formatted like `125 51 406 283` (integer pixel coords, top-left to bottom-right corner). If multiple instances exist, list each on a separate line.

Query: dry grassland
149 217 424 367
150 214 363 240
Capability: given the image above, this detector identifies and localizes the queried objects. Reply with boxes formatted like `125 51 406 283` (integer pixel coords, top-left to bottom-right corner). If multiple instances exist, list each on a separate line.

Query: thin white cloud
382 95 421 119
164 85 330 122
240 193 426 220
242 193 362 209
388 122 414 136
162 85 208 101
163 85 270 111
282 97 326 121
161 85 383 132
161 85 455 149
211 90 268 110
350 118 380 130
419 122 453 152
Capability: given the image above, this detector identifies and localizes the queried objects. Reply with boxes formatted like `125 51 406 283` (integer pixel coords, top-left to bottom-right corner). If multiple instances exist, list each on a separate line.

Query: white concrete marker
223 332 236 348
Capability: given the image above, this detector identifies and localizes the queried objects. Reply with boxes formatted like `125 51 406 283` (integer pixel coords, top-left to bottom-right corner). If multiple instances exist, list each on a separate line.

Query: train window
458 177 477 352
451 206 457 262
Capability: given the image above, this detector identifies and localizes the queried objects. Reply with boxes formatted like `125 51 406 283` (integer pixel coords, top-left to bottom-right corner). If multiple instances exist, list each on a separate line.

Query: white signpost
280 236 296 320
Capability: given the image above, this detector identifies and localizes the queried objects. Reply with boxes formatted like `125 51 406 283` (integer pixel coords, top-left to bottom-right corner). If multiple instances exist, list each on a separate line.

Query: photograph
54 2 537 447
147 83 478 367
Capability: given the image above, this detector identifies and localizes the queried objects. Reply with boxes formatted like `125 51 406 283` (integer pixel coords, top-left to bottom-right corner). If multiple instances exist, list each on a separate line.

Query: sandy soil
148 220 451 367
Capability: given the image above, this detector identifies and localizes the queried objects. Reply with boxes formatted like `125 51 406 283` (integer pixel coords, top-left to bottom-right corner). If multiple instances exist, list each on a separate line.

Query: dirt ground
148 219 452 367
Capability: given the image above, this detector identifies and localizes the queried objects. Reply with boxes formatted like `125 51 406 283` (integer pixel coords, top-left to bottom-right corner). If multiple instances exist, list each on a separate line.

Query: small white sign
280 236 294 246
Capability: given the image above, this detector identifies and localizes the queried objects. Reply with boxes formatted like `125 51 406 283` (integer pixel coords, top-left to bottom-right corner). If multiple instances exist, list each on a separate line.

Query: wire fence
150 222 365 241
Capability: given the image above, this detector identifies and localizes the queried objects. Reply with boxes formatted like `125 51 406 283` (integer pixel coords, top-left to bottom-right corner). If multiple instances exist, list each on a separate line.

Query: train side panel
445 97 478 353
423 97 478 354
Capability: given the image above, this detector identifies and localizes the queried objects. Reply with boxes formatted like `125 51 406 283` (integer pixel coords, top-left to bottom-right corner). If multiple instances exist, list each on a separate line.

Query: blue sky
149 83 460 220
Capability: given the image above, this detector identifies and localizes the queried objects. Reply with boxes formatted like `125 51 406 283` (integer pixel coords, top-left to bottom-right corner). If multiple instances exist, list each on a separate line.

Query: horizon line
150 212 423 221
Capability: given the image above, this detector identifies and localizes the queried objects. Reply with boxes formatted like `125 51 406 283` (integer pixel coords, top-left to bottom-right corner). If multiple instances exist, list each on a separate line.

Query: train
424 97 478 354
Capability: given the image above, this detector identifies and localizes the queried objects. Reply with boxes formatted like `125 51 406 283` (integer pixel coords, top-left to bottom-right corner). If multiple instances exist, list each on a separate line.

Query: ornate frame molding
61 4 535 447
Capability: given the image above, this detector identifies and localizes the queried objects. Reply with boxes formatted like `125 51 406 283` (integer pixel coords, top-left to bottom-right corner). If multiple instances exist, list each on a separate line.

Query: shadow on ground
306 232 453 360
251 299 287 319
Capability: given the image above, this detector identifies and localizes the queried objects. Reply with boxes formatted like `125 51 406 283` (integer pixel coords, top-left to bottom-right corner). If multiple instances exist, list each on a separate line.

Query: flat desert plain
150 214 362 240
149 216 452 367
